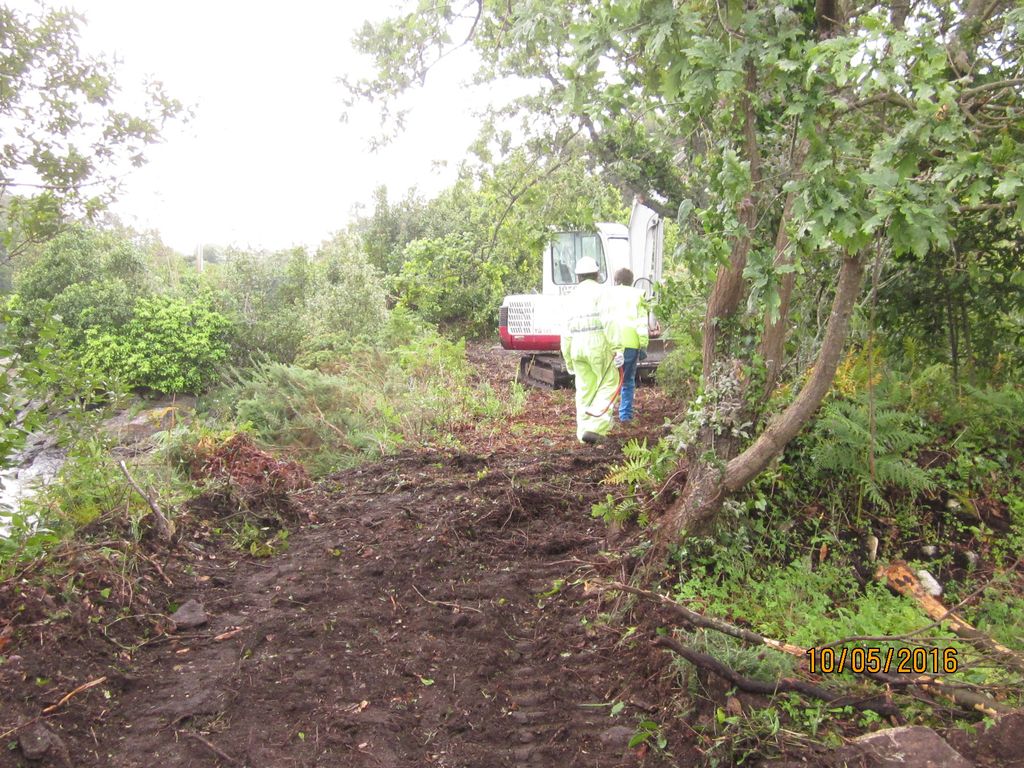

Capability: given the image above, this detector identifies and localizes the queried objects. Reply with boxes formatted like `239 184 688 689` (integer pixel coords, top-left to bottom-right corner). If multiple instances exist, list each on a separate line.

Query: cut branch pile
189 434 311 512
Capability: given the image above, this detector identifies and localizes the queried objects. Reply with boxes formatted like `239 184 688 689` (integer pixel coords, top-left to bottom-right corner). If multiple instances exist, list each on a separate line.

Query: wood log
882 562 1024 676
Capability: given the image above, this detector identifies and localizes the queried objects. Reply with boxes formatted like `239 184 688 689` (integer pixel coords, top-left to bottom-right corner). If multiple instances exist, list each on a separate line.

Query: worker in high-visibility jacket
604 268 650 422
560 256 623 444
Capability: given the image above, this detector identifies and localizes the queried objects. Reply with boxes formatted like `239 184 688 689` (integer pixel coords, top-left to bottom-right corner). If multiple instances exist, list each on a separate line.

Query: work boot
581 431 608 445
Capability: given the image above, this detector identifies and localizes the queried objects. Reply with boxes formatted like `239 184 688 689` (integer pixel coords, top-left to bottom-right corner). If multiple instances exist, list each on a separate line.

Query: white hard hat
575 256 600 275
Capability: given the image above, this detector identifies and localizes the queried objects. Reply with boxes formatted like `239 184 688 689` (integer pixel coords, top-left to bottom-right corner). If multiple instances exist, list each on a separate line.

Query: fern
603 439 676 490
811 399 934 509
594 438 678 526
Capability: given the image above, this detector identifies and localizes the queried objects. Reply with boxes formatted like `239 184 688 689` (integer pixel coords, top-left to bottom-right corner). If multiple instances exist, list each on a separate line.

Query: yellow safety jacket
602 284 649 351
560 278 616 371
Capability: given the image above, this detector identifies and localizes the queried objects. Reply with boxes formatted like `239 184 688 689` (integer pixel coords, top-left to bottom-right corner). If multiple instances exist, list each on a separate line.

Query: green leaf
994 176 1022 199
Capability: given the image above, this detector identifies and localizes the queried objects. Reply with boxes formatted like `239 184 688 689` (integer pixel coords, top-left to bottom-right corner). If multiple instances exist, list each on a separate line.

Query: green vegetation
83 294 231 393
0 5 181 258
1 0 1023 763
598 358 1024 751
350 0 1024 545
220 319 508 475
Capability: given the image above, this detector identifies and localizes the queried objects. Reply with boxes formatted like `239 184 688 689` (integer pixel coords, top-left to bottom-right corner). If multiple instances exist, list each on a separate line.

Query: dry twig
182 730 240 765
411 584 483 614
118 460 174 542
42 676 108 714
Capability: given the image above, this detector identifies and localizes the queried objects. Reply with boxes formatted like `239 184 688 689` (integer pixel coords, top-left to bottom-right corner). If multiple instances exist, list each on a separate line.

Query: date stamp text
806 646 958 675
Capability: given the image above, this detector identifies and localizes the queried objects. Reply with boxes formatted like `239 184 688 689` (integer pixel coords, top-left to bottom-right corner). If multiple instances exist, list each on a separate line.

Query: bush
220 248 312 364
83 294 232 393
49 280 138 342
10 227 150 346
392 234 507 336
655 342 702 400
15 226 147 302
296 235 389 358
218 315 507 475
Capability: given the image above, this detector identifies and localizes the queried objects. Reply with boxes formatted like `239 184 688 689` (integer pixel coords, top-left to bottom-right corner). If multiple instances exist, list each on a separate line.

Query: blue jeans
619 347 640 421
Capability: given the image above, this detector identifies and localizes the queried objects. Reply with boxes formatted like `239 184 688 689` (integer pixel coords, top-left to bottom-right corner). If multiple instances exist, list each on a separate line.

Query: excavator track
517 353 573 389
516 339 671 390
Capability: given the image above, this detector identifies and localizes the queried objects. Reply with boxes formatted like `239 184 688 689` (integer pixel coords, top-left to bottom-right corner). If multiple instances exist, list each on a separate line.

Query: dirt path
1 347 695 767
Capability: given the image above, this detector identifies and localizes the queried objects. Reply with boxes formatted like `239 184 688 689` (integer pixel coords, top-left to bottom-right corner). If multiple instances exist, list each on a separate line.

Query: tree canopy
0 4 182 259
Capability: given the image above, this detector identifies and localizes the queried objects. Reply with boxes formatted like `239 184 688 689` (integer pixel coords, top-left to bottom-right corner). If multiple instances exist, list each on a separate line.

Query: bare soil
1 346 699 767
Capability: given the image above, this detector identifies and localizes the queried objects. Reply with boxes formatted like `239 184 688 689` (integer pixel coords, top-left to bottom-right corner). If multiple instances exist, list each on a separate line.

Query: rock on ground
836 726 972 768
18 722 71 766
168 599 207 630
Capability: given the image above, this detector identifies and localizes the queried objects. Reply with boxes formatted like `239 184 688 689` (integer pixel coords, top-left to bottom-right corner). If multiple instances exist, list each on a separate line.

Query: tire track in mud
82 446 685 767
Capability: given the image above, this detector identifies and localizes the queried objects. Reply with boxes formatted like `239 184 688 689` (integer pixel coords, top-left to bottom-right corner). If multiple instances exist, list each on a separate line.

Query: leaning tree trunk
656 256 866 549
651 9 867 551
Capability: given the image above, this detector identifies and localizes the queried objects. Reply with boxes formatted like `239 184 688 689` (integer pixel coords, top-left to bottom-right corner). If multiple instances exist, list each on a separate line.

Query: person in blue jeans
603 268 649 422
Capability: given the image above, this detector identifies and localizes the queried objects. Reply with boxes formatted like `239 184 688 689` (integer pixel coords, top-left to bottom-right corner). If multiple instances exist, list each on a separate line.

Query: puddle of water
0 446 64 538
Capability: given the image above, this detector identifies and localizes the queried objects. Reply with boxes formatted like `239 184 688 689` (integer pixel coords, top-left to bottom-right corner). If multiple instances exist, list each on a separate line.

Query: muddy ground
1 347 704 767
5 347 1017 768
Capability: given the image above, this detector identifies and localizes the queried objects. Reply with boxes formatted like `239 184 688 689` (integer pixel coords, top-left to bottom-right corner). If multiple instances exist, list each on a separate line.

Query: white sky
12 0 497 253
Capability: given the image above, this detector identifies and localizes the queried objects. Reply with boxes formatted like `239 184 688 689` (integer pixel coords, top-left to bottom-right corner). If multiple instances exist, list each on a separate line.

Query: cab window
551 232 607 285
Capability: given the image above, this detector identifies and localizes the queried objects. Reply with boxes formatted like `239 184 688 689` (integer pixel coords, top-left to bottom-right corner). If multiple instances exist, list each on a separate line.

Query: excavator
498 201 669 388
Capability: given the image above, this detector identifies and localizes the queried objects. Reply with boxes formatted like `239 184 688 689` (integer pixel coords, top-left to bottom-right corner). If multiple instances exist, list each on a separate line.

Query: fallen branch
883 563 1024 676
182 731 240 765
411 584 483 614
600 581 806 656
611 581 1013 717
41 676 108 714
867 669 1011 717
118 460 174 542
653 636 903 719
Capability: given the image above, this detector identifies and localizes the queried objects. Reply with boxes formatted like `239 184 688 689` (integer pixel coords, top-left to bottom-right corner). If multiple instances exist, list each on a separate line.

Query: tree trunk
724 256 865 490
651 61 763 549
657 256 866 547
759 138 809 397
945 280 959 384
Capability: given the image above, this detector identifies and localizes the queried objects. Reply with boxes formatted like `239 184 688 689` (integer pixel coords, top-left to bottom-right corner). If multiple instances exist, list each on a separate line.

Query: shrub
83 294 232 393
15 226 147 302
220 248 312 364
49 280 138 342
296 235 388 358
10 227 150 346
392 234 507 336
655 342 702 400
219 316 501 474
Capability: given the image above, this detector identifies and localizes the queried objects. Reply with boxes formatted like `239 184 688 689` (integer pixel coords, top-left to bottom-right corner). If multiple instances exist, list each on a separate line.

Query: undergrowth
2 314 524 582
209 315 524 475
598 362 1024 757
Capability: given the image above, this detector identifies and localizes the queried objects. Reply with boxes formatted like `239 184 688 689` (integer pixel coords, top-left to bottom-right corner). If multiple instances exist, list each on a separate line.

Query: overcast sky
13 0 494 253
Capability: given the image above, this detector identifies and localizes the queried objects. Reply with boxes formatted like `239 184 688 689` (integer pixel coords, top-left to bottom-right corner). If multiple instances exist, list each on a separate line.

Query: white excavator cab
499 201 667 387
